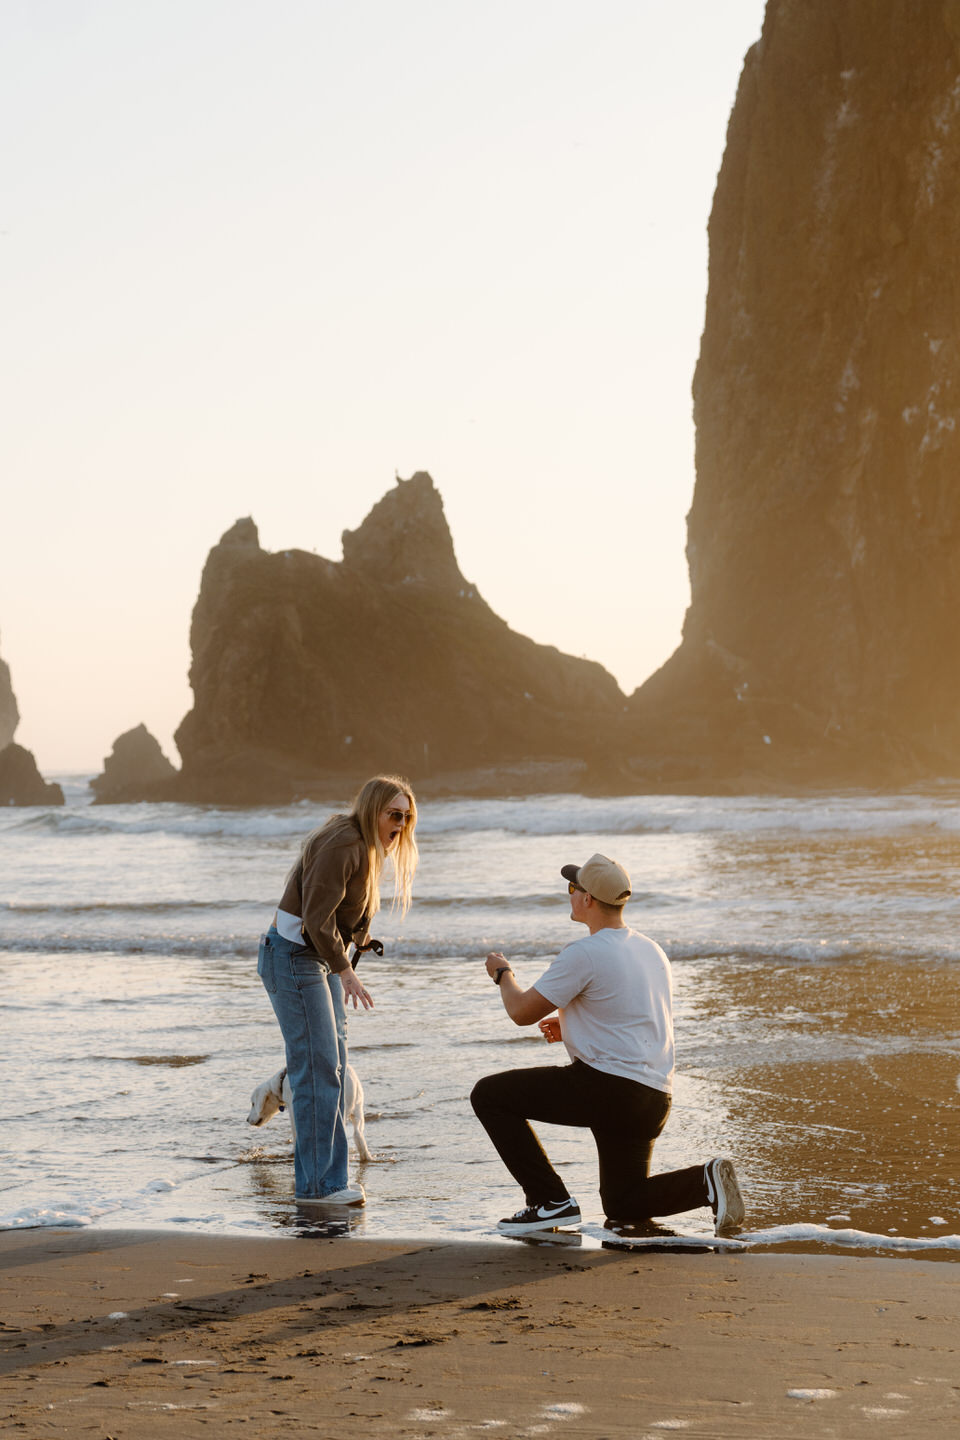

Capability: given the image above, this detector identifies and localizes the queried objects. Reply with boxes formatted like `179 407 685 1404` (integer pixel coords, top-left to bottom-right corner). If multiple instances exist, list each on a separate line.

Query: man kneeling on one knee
470 852 745 1237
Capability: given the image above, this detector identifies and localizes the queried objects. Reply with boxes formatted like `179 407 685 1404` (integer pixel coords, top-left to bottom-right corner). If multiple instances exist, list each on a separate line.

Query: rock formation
90 723 179 804
0 743 64 807
630 0 960 787
0 631 64 805
0 633 18 752
173 474 627 802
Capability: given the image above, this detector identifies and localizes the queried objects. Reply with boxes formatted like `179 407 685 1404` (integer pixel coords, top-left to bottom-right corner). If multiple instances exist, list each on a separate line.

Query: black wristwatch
493 966 513 986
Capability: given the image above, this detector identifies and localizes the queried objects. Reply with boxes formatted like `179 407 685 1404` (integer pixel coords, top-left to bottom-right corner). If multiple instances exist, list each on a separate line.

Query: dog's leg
281 1073 297 1144
344 1064 373 1162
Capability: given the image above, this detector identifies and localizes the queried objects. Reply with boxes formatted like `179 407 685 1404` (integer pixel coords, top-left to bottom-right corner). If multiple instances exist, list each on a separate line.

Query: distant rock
90 724 179 804
0 633 19 752
629 0 960 787
0 632 60 804
173 474 628 802
0 743 64 807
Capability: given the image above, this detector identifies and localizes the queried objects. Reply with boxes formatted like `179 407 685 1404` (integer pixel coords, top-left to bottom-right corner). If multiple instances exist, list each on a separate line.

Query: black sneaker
704 1157 745 1236
496 1198 582 1234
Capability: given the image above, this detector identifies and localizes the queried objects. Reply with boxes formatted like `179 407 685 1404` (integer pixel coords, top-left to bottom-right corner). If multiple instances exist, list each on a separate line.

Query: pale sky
1 0 766 773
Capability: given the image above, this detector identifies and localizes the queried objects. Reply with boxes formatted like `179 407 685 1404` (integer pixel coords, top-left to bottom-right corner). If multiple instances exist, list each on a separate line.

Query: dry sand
1 1228 957 1438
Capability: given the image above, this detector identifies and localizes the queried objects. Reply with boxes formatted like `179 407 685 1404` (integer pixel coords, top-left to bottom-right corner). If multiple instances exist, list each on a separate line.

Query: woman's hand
340 968 374 1010
539 1017 562 1043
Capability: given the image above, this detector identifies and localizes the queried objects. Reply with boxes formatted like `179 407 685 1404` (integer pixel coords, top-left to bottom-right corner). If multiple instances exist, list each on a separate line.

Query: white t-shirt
534 926 675 1093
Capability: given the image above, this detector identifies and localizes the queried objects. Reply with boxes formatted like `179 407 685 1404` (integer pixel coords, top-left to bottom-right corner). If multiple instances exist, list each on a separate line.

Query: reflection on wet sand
246 1161 368 1239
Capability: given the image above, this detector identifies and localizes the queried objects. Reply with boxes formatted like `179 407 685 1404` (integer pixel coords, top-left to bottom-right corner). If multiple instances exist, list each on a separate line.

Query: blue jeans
257 925 349 1199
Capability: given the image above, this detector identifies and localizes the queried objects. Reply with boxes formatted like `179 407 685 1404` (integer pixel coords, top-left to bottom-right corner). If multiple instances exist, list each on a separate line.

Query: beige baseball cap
561 852 632 905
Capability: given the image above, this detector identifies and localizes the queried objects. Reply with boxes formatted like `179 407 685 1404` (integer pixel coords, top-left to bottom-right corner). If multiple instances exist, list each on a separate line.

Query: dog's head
246 1069 287 1127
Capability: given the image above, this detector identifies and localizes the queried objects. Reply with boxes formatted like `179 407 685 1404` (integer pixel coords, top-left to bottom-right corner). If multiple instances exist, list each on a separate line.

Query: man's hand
339 968 374 1010
539 1017 562 1043
485 951 513 981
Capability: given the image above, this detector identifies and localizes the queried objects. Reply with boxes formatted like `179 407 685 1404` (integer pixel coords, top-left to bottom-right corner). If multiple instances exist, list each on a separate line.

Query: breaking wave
6 785 960 843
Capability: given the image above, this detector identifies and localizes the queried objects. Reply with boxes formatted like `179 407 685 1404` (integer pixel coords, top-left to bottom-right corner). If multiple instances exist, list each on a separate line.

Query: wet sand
677 948 960 1241
1 1228 957 1437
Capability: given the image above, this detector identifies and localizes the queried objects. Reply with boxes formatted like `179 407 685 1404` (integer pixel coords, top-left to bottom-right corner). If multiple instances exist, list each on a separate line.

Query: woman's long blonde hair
349 774 419 918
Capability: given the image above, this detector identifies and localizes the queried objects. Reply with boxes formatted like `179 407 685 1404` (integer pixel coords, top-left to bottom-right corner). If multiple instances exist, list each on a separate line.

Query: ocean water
2 779 960 1257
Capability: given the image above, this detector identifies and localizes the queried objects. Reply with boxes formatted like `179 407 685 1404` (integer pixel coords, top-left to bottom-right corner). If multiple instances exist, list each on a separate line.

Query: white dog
246 1064 372 1162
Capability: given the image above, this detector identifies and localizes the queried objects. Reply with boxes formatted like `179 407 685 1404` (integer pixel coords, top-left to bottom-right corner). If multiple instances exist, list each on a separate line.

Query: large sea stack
630 0 960 787
174 474 626 802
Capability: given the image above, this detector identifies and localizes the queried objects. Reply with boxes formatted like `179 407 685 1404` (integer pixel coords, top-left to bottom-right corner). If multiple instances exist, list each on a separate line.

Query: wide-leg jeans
257 925 350 1200
471 1058 709 1223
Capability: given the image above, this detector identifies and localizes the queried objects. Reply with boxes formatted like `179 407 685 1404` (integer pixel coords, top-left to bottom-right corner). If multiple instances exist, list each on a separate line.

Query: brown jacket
277 817 371 973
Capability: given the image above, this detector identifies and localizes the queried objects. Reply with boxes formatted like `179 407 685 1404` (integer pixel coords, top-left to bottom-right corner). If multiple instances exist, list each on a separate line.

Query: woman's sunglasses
386 808 410 826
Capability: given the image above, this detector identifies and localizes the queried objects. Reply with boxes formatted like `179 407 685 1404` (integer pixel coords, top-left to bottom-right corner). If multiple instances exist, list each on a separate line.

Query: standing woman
258 775 418 1205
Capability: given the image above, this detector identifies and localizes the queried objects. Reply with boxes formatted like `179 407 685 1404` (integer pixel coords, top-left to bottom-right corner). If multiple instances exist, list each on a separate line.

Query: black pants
470 1059 709 1223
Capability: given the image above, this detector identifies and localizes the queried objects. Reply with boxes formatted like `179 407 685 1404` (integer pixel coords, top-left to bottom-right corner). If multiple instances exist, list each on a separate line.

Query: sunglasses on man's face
568 882 585 895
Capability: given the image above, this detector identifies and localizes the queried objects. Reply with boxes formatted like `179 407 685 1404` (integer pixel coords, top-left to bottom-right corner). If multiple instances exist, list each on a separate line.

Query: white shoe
704 1158 744 1236
296 1183 365 1206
